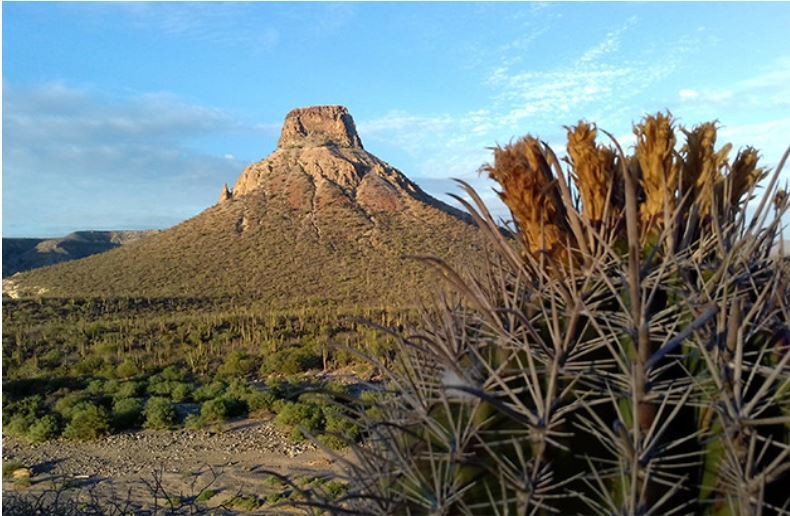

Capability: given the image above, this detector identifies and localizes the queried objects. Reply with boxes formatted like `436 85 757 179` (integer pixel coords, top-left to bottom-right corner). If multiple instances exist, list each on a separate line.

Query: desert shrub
197 395 247 424
284 348 322 374
102 379 120 395
271 399 288 415
53 392 89 420
27 415 61 442
193 381 226 402
114 380 144 399
115 358 139 379
274 401 324 442
41 349 63 368
224 380 246 399
97 362 118 380
145 375 168 396
320 405 358 449
143 397 176 430
10 394 46 416
323 381 351 397
63 403 110 440
169 382 192 403
70 356 105 377
225 380 276 414
217 351 258 378
317 432 347 450
229 495 261 511
297 391 331 405
4 414 35 439
200 398 230 422
319 480 347 502
242 390 276 414
161 365 187 382
14 358 41 378
3 395 45 421
357 390 387 422
299 477 348 502
84 379 107 396
111 397 143 430
222 396 247 419
327 115 790 514
265 491 287 506
146 376 192 402
264 377 300 399
184 414 205 430
260 347 321 376
330 347 357 368
195 489 217 503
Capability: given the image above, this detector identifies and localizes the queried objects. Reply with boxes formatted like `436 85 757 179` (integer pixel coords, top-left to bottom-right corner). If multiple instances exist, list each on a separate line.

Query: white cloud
677 57 790 111
678 88 733 106
3 83 252 236
65 2 357 53
670 56 790 175
679 89 699 100
577 16 637 65
63 3 282 52
6 86 238 147
719 118 790 166
356 19 697 221
358 112 457 157
738 57 790 95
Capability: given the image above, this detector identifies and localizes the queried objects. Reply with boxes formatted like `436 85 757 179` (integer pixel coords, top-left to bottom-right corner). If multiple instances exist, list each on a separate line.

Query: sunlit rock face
277 105 363 149
230 105 424 213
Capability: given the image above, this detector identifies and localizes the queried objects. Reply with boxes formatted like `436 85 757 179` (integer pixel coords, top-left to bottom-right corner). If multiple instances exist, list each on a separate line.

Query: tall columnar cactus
317 113 789 515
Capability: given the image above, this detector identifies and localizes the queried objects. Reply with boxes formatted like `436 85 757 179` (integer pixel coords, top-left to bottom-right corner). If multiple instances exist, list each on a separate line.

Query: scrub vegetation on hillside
2 298 407 448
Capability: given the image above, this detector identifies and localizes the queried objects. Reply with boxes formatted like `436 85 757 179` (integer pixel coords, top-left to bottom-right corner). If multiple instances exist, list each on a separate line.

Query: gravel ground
2 417 340 512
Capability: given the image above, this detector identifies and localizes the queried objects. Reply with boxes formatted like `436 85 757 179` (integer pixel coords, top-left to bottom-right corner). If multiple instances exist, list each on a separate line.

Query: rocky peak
218 183 232 203
277 106 363 149
230 105 438 215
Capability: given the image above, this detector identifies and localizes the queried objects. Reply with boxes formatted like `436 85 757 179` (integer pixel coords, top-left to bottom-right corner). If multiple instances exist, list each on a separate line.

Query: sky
3 2 789 237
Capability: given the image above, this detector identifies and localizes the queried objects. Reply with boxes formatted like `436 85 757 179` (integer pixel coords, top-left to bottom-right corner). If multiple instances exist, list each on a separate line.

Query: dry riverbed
2 416 343 513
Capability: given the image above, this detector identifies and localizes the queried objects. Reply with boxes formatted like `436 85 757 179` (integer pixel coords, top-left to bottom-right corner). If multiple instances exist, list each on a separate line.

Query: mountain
4 106 484 308
2 231 159 277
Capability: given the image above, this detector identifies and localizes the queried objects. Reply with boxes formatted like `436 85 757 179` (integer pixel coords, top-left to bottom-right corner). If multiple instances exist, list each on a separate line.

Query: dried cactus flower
681 122 731 217
634 112 680 227
566 122 618 223
482 136 570 259
727 146 764 207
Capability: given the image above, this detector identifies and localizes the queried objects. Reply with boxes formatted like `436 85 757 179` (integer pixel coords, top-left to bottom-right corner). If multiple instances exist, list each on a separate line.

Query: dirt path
2 417 343 512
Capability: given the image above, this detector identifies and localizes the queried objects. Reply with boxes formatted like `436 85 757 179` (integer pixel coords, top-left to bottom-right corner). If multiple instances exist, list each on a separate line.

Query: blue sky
3 2 789 237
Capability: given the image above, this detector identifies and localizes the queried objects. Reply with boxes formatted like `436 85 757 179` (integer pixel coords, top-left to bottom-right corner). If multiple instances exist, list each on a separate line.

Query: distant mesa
2 230 160 277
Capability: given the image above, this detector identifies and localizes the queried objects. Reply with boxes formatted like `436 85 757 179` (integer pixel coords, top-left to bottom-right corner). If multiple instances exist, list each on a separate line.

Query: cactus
312 113 789 515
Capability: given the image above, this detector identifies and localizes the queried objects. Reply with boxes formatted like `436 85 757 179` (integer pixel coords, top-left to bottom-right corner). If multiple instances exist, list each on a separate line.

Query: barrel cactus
314 113 788 515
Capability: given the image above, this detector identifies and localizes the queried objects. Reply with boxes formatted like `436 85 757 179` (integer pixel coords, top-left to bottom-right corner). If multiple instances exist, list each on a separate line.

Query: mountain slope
5 106 484 308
